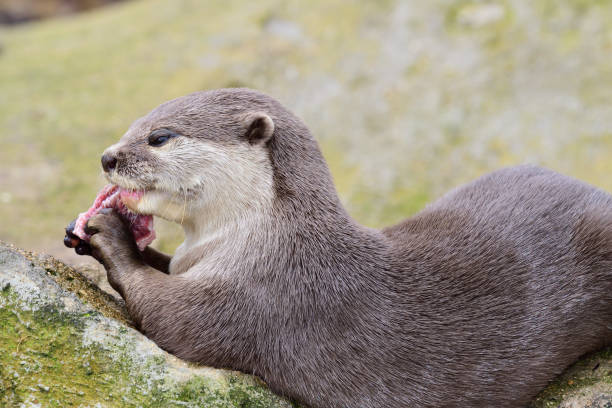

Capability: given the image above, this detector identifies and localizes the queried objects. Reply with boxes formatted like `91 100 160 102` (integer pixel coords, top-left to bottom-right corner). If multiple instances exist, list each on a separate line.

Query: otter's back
382 165 612 407
386 165 612 269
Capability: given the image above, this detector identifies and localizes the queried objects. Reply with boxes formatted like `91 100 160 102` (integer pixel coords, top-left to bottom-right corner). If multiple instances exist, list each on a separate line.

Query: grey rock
0 241 294 407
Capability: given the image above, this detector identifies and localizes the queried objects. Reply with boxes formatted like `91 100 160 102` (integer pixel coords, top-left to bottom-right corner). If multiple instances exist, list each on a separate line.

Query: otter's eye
148 129 178 147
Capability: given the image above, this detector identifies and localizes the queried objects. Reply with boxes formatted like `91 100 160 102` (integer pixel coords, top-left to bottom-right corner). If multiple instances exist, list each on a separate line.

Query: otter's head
101 89 278 225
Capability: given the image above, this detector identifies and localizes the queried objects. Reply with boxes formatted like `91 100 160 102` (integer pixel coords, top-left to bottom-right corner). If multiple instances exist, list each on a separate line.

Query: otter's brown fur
69 88 612 408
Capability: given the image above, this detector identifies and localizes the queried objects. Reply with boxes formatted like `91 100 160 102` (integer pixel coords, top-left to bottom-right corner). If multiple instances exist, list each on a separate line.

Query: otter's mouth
72 184 155 251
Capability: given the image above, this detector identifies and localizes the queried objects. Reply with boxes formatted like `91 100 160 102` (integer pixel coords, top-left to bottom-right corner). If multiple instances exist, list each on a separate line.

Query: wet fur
81 89 612 408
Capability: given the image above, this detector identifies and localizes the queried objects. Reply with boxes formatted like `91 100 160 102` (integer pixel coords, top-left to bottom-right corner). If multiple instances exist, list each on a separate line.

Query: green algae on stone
0 291 135 407
0 243 295 408
0 294 293 407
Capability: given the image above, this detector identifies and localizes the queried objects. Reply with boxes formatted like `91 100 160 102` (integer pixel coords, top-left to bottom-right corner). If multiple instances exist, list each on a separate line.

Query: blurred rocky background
2 0 611 270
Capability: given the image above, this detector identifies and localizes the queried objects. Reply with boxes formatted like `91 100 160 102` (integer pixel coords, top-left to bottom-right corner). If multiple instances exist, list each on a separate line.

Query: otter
65 88 612 408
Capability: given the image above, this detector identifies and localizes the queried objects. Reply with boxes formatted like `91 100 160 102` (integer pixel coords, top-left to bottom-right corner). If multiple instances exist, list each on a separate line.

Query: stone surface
0 241 295 407
530 347 612 408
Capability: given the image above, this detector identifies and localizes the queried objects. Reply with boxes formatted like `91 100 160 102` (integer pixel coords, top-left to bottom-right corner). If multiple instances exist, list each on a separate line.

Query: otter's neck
169 193 385 281
169 203 273 276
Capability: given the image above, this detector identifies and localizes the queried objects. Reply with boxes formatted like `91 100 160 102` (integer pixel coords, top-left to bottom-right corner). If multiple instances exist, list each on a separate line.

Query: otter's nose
101 153 117 173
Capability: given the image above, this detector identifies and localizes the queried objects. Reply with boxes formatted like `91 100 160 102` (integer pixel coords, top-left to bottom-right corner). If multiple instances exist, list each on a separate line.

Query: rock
0 240 609 407
0 241 295 407
530 348 612 408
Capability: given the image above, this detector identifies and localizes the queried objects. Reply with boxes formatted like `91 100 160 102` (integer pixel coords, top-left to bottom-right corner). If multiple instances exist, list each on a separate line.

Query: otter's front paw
85 209 139 270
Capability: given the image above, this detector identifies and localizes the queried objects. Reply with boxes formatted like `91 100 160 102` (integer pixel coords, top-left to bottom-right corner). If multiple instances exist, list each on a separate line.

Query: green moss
166 375 291 408
1 289 132 407
0 288 292 407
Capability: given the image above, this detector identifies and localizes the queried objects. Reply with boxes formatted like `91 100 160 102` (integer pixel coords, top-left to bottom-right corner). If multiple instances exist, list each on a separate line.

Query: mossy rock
530 347 612 408
0 241 295 408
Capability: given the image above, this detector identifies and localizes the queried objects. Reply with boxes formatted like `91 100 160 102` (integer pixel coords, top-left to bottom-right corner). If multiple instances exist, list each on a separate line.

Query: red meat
73 184 155 251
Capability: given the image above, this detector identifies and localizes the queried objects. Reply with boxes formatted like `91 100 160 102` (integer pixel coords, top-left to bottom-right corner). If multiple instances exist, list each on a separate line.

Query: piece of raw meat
71 184 155 251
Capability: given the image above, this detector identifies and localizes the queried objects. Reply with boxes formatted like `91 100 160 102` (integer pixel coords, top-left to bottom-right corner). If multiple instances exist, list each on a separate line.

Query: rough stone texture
0 241 609 407
530 348 612 408
0 241 295 407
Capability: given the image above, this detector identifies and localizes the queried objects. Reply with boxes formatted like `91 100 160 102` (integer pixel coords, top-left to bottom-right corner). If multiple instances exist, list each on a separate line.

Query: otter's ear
241 112 275 145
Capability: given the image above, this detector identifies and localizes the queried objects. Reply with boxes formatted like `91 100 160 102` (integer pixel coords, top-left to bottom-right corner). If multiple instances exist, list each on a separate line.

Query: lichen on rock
0 241 295 407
